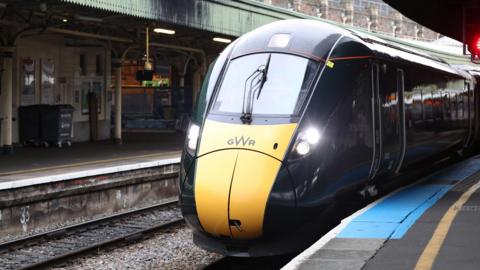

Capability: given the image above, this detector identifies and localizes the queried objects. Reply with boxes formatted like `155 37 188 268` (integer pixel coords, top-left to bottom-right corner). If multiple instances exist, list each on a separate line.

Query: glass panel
212 53 319 117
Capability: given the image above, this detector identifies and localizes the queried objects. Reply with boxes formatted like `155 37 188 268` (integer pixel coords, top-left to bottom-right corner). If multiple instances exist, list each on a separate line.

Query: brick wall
260 0 439 41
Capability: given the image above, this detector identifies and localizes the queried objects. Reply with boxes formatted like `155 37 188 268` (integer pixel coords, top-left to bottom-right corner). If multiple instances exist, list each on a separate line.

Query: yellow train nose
195 149 282 239
194 119 297 239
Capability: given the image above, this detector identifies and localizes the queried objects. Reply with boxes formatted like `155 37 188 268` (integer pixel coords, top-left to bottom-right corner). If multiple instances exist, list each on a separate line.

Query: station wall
13 35 112 143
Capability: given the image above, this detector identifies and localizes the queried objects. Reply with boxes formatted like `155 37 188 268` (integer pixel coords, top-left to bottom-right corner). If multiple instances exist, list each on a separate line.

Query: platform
0 132 184 189
283 156 480 270
0 131 184 239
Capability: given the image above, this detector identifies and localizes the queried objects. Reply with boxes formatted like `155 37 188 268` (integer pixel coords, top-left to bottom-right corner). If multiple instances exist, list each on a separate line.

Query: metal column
1 47 14 154
113 59 122 144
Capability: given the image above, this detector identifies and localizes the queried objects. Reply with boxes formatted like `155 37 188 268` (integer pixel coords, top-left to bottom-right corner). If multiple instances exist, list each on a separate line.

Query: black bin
40 105 74 147
19 105 49 146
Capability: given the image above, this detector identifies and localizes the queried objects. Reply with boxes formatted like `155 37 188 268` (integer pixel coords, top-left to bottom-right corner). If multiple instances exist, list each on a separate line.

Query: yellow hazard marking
0 151 181 177
326 60 334 68
414 181 480 270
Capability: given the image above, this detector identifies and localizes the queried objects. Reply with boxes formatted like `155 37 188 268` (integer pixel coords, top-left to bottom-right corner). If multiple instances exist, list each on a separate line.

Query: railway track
0 198 183 270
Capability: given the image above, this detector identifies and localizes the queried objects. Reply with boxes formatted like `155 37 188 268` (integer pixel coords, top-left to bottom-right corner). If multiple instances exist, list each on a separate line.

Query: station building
0 0 443 155
0 0 295 154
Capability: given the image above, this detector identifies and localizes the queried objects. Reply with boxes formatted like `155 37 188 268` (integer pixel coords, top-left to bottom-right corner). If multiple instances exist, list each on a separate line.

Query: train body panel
194 119 297 239
179 18 480 256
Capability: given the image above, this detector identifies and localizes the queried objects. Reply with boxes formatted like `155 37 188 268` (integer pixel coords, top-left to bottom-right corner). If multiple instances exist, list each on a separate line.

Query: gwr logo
227 136 256 147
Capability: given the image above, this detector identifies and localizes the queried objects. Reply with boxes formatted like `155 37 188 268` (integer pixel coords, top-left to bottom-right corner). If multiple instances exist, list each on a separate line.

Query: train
178 19 480 257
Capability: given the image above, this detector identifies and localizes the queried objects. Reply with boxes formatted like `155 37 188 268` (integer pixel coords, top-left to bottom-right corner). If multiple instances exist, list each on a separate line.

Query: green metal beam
59 0 472 65
60 0 307 37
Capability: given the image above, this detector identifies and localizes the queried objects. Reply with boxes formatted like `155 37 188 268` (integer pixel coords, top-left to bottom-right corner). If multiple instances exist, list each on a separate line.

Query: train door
473 75 480 144
465 81 475 147
370 63 406 178
395 70 406 173
368 63 382 180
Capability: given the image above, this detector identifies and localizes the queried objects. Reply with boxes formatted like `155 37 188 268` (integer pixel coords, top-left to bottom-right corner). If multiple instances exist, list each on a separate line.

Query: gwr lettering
227 136 256 147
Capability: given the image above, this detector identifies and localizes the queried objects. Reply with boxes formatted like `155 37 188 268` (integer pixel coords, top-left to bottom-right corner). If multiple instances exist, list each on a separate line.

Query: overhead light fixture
62 18 69 23
74 14 103 23
213 37 232 44
153 28 175 35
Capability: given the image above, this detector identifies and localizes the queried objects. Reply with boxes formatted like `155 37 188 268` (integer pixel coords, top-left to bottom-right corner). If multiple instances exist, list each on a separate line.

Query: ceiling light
62 18 68 23
74 14 103 23
153 28 175 35
213 37 232 44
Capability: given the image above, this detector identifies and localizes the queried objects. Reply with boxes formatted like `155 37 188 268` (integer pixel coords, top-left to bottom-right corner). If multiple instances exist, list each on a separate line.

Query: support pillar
192 68 202 105
1 47 14 154
113 59 122 145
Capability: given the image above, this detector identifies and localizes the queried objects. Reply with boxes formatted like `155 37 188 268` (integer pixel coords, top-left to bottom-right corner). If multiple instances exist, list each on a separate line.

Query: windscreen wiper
241 67 264 124
250 54 271 105
240 55 271 124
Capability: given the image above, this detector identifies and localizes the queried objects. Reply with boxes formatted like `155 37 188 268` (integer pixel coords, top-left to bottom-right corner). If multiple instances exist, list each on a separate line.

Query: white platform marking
0 157 181 190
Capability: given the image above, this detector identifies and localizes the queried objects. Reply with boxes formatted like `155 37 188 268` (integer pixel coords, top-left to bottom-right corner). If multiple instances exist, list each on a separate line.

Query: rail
0 198 183 270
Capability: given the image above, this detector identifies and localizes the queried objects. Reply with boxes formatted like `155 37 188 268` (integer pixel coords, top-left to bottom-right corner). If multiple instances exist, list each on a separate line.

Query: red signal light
468 35 480 63
469 35 480 55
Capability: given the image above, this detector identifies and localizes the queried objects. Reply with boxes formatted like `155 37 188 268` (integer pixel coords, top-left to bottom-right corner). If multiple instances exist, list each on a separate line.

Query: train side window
470 84 475 122
451 94 458 121
432 90 442 121
443 93 450 121
458 93 464 120
422 89 433 121
409 81 423 126
412 94 423 123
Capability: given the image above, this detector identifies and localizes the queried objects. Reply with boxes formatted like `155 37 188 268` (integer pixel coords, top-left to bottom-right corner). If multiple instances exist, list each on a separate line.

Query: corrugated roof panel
60 0 302 36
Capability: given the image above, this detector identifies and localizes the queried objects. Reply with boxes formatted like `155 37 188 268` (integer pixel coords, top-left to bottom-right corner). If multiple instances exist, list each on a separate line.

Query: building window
80 54 87 76
95 54 103 76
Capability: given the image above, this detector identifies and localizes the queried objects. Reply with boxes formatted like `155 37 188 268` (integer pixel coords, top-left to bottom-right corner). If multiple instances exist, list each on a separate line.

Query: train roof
347 29 462 76
232 19 475 78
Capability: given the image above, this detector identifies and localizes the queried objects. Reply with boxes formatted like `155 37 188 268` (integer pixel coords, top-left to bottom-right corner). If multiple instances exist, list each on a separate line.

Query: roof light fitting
74 14 104 23
213 37 232 44
153 28 175 35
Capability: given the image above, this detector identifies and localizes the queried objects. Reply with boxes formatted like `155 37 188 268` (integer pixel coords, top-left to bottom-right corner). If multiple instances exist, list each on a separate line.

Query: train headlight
187 123 200 154
296 141 311 155
303 127 321 145
292 127 322 157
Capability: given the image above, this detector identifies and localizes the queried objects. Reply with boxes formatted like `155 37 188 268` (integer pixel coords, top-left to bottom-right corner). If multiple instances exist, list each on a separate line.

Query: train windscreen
211 53 319 117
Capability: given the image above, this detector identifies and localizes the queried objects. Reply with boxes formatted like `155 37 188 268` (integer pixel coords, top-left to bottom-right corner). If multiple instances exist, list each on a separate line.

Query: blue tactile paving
390 185 451 239
338 157 480 240
430 158 480 181
338 184 450 239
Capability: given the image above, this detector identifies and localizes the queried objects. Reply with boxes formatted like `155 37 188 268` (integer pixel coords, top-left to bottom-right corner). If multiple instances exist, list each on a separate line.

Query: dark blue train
179 19 480 256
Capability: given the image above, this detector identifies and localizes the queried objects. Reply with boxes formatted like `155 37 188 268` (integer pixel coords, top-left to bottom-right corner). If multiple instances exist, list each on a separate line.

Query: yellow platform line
0 151 181 177
414 180 480 270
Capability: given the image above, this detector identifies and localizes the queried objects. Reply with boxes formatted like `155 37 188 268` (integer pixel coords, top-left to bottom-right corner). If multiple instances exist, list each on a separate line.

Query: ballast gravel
51 225 222 270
